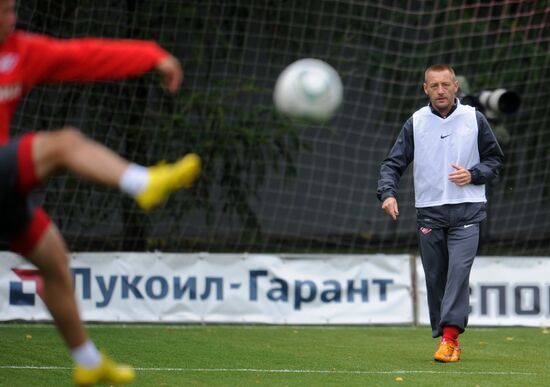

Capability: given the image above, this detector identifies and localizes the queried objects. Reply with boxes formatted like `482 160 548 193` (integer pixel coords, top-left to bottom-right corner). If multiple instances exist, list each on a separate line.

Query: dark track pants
417 223 479 338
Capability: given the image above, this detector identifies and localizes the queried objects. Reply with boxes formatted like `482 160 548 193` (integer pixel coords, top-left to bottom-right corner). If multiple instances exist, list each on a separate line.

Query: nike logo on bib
440 134 451 139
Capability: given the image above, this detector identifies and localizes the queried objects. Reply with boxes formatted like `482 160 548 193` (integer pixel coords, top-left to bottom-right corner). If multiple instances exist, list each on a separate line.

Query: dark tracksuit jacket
377 99 504 337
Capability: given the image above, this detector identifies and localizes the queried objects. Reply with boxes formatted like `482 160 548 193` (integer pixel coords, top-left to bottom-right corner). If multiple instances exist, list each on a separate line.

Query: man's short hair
424 64 456 82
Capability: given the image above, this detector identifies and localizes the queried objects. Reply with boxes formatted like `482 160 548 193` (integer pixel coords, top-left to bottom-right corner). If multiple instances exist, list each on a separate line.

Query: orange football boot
434 340 460 363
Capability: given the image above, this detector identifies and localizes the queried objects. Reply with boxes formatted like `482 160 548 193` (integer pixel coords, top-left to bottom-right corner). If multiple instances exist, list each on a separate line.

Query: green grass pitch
0 324 548 386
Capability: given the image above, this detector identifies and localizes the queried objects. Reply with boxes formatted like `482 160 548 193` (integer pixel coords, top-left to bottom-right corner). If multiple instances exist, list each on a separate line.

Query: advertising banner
1 253 413 324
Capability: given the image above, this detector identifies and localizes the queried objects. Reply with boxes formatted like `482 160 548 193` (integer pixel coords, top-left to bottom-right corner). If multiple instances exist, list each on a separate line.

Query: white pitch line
0 366 71 370
0 365 537 376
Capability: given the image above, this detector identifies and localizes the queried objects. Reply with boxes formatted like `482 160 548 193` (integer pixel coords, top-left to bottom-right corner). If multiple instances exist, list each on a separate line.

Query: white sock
71 340 102 368
119 163 149 197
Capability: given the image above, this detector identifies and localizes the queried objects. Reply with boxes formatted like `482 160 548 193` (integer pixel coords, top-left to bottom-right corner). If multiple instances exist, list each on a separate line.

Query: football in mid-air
274 58 343 122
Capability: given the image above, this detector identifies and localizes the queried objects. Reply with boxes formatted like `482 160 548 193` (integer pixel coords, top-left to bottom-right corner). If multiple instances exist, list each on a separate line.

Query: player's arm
377 118 414 220
20 32 181 93
467 112 504 185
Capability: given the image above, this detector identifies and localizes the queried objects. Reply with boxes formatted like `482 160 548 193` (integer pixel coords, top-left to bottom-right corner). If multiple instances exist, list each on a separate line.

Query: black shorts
0 133 50 255
0 136 35 238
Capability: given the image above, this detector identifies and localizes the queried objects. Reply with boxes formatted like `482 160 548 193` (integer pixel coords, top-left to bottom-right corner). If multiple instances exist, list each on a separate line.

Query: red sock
442 325 460 347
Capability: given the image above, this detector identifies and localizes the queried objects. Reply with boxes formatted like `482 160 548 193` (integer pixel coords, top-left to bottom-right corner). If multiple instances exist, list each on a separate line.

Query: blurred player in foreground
0 0 201 385
377 64 503 362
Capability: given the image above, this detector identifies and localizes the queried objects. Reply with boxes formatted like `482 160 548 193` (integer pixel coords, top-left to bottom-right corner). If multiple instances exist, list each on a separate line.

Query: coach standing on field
377 64 503 363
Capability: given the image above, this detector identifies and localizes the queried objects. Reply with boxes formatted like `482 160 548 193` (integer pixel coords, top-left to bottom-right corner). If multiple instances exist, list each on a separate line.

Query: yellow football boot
136 153 201 210
434 340 460 363
73 354 135 386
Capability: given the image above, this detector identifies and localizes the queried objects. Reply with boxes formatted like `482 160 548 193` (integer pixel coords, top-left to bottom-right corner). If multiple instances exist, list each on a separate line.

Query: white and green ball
274 58 343 122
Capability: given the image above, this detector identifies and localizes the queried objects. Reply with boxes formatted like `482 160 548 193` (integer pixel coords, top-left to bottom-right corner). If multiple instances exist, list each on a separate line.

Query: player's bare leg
31 127 201 210
25 224 87 349
25 222 134 385
32 127 128 186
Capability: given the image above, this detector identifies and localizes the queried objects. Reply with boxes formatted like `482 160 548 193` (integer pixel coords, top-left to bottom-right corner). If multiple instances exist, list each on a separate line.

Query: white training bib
412 102 486 208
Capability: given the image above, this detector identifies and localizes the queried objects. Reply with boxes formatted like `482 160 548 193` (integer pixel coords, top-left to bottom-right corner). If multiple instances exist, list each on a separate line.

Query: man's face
423 69 459 116
0 0 16 44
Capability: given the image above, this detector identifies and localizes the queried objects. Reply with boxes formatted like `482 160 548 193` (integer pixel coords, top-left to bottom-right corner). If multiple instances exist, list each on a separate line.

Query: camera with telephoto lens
461 89 521 118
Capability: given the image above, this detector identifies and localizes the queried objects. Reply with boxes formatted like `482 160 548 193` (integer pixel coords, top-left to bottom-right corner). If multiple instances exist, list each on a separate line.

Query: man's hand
381 197 399 221
156 55 183 94
449 164 471 186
